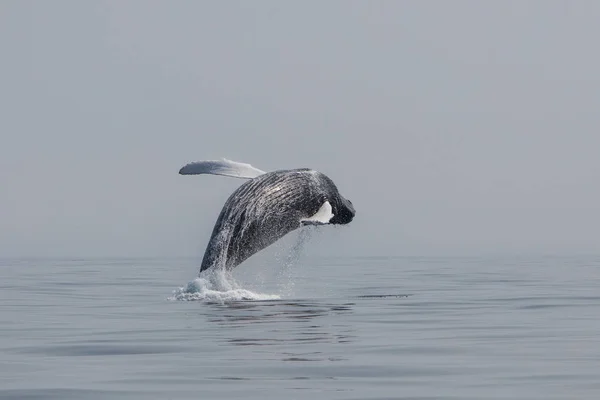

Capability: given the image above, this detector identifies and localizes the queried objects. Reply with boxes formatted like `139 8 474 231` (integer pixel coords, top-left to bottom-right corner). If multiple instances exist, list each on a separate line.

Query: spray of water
274 226 315 297
169 227 316 302
169 267 280 302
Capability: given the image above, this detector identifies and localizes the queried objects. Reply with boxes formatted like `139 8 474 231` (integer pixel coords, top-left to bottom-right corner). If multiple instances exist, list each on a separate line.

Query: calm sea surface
1 253 600 399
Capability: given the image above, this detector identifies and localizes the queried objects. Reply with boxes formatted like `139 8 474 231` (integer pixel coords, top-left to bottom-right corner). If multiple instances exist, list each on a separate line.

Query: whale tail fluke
179 159 266 179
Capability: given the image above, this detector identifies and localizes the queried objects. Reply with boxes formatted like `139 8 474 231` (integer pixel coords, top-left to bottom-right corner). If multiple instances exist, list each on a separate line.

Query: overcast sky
1 1 599 258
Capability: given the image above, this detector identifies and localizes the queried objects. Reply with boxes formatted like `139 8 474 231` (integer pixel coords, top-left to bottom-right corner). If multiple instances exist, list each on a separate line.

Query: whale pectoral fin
179 159 266 179
300 201 334 226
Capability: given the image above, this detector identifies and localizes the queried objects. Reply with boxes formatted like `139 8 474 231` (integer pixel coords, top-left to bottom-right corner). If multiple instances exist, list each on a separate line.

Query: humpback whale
179 159 355 273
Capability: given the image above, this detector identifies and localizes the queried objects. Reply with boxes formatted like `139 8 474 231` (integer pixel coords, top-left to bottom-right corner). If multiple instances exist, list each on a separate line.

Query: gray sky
1 1 599 258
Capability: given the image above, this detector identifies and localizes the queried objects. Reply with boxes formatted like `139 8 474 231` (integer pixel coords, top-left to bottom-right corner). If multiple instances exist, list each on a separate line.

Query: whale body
179 159 355 274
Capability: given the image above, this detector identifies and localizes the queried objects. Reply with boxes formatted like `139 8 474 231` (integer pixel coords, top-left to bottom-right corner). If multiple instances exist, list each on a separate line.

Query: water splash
170 226 317 302
168 268 280 303
274 226 315 297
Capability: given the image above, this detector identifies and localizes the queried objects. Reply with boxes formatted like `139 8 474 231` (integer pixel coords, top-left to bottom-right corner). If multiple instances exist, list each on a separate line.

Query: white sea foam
168 269 280 302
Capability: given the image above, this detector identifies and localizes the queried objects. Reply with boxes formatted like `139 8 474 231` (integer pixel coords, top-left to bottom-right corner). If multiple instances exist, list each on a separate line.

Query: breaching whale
179 159 355 274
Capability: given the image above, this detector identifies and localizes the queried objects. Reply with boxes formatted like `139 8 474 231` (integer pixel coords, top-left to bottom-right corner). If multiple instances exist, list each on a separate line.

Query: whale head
313 171 355 226
330 196 355 225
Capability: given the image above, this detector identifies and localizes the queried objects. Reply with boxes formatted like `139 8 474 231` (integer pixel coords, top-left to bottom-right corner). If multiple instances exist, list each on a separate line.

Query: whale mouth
330 198 355 225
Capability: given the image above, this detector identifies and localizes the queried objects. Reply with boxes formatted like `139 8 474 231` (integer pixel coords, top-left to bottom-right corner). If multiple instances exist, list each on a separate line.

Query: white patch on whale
301 201 334 225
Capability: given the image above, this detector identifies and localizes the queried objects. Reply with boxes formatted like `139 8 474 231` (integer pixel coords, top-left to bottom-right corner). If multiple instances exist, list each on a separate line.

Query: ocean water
1 249 600 399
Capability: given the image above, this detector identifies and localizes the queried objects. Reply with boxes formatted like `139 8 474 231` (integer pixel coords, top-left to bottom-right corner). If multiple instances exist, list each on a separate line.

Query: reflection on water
355 294 412 299
206 300 354 323
200 300 356 362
